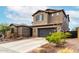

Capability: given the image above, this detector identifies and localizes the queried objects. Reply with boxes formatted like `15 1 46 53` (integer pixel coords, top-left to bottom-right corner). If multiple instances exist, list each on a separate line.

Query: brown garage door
38 27 57 37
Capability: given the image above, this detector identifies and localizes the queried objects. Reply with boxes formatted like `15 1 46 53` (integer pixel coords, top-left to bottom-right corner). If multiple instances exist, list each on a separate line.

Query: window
36 14 44 21
51 14 54 16
11 28 14 33
56 13 59 15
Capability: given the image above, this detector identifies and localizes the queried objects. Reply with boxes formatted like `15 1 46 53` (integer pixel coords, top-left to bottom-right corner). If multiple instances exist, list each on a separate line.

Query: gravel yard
30 38 79 53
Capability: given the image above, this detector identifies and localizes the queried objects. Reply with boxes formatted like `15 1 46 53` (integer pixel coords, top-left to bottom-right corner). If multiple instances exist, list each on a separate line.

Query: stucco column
57 26 61 32
32 28 38 37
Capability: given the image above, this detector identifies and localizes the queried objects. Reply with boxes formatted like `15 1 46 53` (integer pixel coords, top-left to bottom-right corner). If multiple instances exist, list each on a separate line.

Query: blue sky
0 6 79 30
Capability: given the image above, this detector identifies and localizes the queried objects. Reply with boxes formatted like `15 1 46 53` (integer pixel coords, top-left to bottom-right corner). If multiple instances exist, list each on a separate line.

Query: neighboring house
9 24 32 38
32 9 70 37
9 9 70 37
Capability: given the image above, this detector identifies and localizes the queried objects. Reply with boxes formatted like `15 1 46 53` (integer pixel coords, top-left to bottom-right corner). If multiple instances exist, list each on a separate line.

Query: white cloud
66 11 79 18
5 6 48 25
66 11 79 30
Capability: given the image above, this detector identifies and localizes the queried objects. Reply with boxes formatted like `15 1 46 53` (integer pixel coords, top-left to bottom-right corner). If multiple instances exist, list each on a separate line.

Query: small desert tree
0 24 10 34
46 32 71 47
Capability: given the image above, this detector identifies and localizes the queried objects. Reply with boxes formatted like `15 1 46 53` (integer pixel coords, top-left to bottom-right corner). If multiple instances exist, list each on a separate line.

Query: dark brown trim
45 9 59 11
32 10 45 16
31 23 62 27
66 15 70 22
16 26 31 28
9 24 31 28
61 9 67 18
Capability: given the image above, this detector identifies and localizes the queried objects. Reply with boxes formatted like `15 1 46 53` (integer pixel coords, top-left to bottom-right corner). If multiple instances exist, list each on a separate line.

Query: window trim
36 14 44 21
56 13 59 15
11 28 14 33
51 14 54 16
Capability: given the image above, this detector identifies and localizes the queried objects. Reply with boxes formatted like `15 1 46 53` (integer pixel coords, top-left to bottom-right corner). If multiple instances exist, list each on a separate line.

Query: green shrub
46 32 71 46
0 24 10 34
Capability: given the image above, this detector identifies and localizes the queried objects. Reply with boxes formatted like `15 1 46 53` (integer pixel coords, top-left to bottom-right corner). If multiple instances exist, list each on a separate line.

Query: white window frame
56 13 59 15
52 14 54 16
36 14 43 21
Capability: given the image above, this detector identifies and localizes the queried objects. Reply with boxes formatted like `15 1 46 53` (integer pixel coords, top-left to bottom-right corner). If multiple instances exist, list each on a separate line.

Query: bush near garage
46 32 71 47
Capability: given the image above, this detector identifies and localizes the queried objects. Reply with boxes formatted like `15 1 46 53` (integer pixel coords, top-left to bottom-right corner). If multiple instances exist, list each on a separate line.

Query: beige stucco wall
32 25 61 37
48 12 64 24
17 27 23 37
48 12 69 32
32 28 38 37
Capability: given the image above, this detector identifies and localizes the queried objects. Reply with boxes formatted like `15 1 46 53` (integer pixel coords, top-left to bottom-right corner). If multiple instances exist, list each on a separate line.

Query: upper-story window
36 14 44 21
56 13 59 15
51 14 54 16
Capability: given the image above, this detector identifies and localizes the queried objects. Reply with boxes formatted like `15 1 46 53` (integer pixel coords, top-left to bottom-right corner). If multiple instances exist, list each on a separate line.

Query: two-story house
8 9 70 38
32 9 70 37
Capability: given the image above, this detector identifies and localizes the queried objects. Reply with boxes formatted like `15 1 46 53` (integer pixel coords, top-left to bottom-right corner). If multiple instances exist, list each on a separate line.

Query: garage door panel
38 28 57 37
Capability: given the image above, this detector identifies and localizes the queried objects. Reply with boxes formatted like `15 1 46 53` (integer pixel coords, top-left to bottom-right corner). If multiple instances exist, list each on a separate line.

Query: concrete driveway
0 38 48 53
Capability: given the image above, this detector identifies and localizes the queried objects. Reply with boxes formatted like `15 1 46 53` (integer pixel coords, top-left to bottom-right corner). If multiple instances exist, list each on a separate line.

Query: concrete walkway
0 38 48 53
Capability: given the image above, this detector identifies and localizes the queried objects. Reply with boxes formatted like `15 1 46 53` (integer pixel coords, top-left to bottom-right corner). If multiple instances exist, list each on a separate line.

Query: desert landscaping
30 38 79 53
